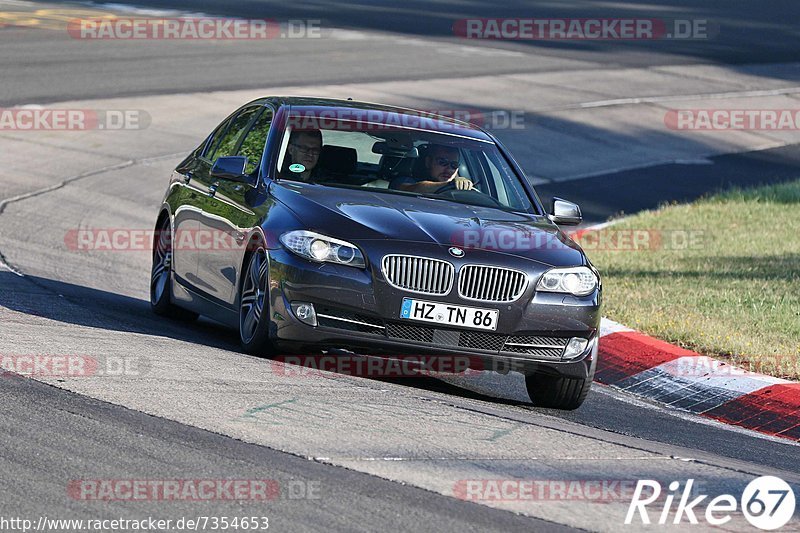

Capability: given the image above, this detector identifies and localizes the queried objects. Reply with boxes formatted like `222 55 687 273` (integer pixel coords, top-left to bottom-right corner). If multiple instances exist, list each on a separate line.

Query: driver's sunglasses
435 157 459 170
291 143 321 156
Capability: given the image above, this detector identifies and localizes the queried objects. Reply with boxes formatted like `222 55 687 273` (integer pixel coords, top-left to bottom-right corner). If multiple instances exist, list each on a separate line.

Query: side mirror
210 156 250 183
548 197 582 225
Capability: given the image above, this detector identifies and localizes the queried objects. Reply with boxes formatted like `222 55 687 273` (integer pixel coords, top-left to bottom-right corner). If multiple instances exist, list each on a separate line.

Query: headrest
411 144 433 179
318 145 357 176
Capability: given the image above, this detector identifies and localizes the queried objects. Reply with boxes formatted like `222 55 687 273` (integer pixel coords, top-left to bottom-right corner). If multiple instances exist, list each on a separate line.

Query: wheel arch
238 229 271 299
152 206 173 259
154 205 172 230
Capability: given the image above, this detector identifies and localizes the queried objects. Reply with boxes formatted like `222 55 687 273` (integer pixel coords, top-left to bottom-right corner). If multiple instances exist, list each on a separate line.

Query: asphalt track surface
2 0 800 105
2 374 563 532
1 1 800 531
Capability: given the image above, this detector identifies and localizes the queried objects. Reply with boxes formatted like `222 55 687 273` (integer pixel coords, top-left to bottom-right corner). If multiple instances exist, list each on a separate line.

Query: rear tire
150 217 198 321
238 248 275 356
525 372 592 410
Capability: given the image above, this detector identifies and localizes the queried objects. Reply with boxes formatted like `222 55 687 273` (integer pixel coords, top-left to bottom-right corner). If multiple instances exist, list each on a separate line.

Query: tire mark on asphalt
0 151 183 276
0 152 184 216
0 160 133 216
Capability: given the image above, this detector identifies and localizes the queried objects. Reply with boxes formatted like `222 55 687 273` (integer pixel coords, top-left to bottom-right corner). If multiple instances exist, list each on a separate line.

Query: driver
280 129 323 182
390 144 474 193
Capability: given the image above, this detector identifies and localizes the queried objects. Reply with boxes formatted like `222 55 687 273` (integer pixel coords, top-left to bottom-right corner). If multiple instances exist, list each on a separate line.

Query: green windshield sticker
289 164 305 173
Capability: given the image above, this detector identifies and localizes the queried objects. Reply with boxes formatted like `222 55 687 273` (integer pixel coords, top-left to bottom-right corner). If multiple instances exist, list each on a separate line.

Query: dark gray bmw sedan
151 97 601 409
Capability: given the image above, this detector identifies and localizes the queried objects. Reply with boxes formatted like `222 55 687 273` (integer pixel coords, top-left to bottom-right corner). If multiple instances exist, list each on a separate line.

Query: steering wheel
433 181 458 194
432 181 504 208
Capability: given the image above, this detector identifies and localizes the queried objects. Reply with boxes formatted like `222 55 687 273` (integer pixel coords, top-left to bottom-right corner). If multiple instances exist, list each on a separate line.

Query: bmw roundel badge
449 247 465 258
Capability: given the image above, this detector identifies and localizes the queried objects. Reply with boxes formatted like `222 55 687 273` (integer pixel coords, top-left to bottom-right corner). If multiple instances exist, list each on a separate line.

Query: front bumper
266 247 601 379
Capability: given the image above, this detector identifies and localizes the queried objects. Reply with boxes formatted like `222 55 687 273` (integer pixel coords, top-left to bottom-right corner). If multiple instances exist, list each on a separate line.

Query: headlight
536 266 597 296
280 230 366 268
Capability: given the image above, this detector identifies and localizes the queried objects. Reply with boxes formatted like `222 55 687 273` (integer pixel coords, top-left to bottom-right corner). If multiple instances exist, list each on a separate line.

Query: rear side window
205 106 261 164
237 108 273 174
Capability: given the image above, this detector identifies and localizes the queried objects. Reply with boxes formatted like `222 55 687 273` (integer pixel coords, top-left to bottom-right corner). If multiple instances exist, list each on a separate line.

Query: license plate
399 298 499 331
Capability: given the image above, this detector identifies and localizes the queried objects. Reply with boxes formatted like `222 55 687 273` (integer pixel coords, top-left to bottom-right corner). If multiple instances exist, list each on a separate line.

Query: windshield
276 119 537 213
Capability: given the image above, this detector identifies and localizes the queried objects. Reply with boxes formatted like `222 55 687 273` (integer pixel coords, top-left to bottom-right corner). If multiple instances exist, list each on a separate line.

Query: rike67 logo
626 476 796 530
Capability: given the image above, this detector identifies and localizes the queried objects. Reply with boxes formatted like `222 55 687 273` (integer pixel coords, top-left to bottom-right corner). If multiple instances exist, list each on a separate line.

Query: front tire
238 248 275 355
526 372 592 410
150 217 198 321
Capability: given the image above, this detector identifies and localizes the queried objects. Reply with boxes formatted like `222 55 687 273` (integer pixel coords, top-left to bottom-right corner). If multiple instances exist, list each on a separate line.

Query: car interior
276 126 533 211
314 140 477 190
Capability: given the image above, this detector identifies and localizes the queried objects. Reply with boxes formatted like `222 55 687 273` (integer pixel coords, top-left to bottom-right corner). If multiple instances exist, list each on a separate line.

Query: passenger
280 129 323 182
390 144 474 193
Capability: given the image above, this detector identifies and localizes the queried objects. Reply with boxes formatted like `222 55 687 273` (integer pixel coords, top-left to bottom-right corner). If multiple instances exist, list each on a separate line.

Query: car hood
270 182 586 267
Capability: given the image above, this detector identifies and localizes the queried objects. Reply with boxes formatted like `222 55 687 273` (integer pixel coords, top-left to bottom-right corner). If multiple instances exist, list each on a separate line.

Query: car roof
251 96 495 142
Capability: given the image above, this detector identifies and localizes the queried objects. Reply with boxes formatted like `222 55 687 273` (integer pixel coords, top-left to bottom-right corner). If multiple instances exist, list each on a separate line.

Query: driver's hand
453 177 474 190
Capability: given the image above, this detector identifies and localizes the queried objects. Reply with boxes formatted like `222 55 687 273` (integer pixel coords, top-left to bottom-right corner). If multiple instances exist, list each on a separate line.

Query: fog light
563 337 589 359
291 301 317 326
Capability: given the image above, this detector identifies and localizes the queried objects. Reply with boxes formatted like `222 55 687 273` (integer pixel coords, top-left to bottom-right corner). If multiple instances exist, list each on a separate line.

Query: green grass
584 179 800 379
